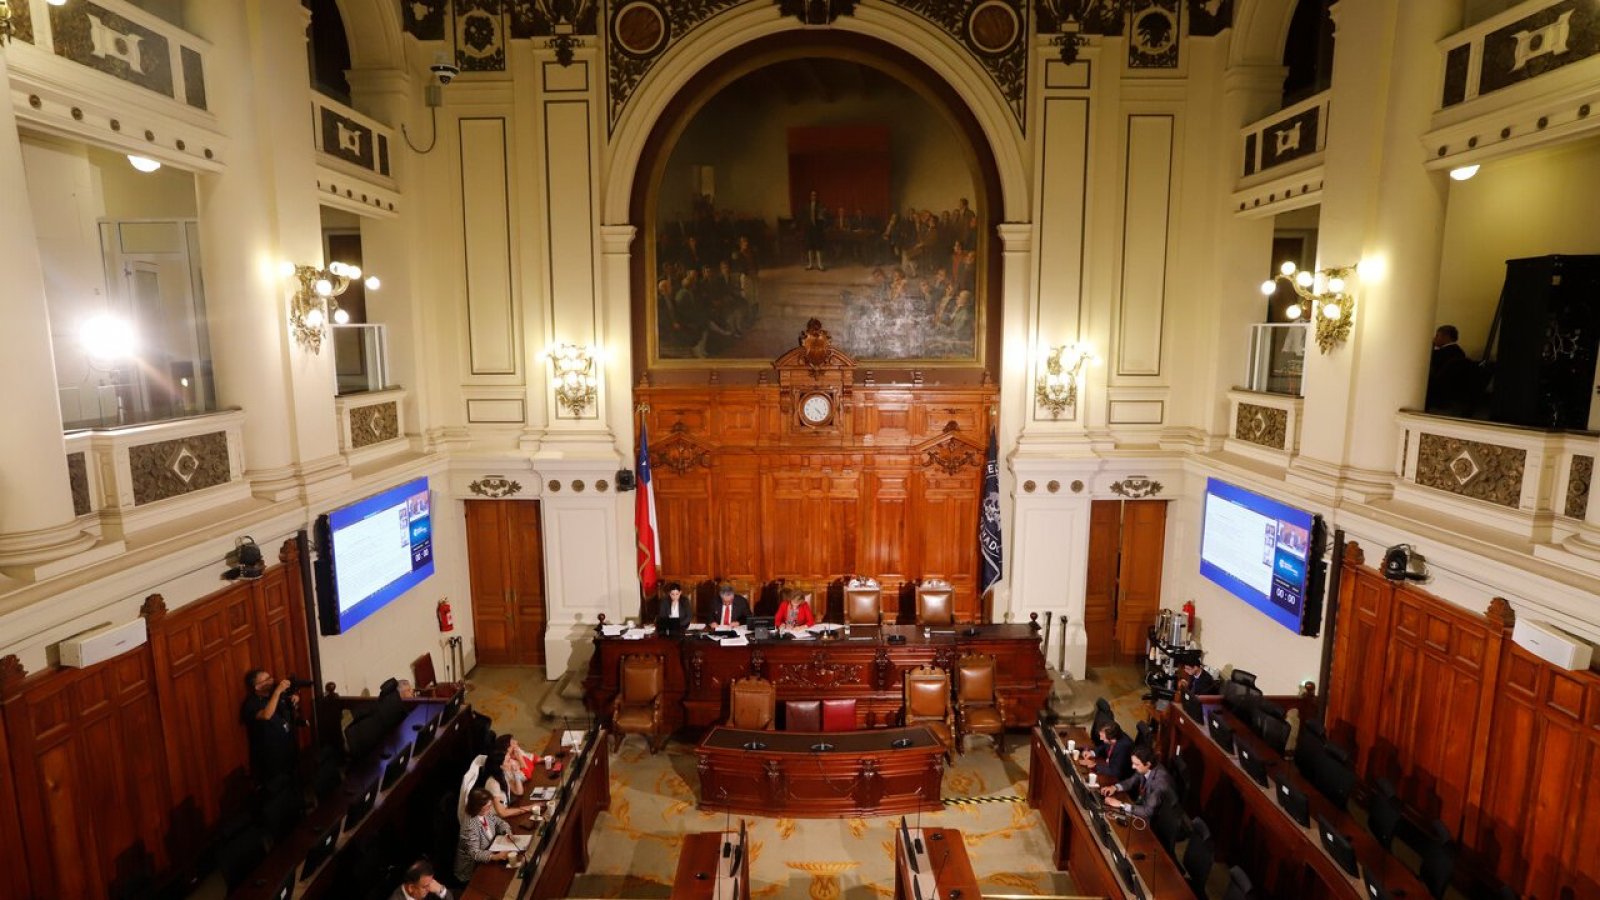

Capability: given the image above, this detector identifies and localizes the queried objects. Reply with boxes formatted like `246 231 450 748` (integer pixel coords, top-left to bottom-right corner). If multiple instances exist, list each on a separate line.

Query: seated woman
774 588 816 629
654 581 693 631
495 734 537 795
455 788 513 883
475 749 536 820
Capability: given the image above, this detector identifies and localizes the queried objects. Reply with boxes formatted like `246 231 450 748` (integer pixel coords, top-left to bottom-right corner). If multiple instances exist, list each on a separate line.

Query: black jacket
709 595 751 627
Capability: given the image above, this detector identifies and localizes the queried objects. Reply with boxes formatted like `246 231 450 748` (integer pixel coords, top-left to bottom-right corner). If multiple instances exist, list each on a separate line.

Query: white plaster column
0 51 98 576
1292 0 1462 500
187 0 346 501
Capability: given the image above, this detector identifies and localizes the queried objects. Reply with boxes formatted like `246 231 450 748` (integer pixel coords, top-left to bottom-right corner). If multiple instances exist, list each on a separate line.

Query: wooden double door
1084 499 1168 667
466 499 547 667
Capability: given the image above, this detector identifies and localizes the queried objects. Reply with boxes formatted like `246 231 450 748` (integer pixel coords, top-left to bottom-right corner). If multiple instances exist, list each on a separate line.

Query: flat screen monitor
380 742 413 790
269 869 295 900
1361 865 1393 900
1274 777 1310 827
1207 715 1236 754
443 689 463 722
1200 478 1323 636
345 782 377 832
414 716 439 754
317 477 435 635
301 824 338 881
1317 814 1360 876
1238 745 1270 787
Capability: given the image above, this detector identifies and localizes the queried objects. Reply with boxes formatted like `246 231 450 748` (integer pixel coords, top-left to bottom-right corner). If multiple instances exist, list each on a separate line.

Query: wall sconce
1261 261 1356 354
548 342 597 416
283 260 380 354
1034 342 1097 418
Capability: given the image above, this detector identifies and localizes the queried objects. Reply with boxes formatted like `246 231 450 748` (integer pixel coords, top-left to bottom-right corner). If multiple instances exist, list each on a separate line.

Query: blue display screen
1199 478 1315 633
327 477 434 632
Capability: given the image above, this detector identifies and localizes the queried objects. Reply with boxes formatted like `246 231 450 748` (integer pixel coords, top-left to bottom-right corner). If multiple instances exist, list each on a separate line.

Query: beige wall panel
1035 97 1090 343
458 117 517 375
1116 114 1174 377
543 101 596 338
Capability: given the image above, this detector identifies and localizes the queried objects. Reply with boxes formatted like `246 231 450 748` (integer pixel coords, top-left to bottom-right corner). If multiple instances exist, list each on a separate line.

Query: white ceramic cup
1088 772 1098 787
1066 739 1076 754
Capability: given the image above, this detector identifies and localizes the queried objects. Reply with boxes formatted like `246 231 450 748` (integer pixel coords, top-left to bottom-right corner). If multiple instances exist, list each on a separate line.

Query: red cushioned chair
821 698 857 731
784 700 822 731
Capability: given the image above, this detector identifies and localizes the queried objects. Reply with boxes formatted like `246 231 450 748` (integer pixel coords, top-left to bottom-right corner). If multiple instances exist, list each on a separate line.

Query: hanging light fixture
283 260 379 353
1260 261 1358 354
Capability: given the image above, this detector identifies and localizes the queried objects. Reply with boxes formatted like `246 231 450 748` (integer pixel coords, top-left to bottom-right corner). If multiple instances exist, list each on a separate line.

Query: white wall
1435 135 1600 354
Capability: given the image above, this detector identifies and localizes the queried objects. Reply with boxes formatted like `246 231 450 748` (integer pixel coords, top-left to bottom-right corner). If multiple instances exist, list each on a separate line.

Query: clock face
800 392 833 425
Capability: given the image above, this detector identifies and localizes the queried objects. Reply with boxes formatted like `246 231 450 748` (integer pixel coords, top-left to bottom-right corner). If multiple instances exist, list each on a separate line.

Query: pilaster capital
600 224 638 255
996 222 1033 254
346 67 414 100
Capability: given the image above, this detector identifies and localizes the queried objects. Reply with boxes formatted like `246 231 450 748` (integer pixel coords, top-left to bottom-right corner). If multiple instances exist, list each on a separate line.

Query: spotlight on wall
1261 261 1358 354
283 260 379 353
224 535 265 581
1449 164 1480 181
546 342 598 417
126 155 162 173
1381 544 1429 582
1034 342 1097 418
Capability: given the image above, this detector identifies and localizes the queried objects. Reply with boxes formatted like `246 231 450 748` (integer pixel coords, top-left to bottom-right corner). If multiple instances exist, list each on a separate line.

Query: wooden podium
696 726 944 818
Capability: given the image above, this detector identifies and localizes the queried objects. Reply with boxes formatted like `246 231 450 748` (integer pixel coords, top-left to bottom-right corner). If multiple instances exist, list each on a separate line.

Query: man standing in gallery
804 189 828 271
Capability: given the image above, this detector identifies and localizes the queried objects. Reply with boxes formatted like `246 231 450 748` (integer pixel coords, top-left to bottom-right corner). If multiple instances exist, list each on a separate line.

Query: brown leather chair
916 578 956 625
728 676 776 730
784 700 822 731
821 698 857 732
902 666 954 759
610 654 668 753
844 577 881 625
955 654 1007 756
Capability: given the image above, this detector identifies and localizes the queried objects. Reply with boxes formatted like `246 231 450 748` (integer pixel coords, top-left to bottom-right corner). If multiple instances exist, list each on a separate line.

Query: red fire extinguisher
1182 599 1196 634
437 599 455 632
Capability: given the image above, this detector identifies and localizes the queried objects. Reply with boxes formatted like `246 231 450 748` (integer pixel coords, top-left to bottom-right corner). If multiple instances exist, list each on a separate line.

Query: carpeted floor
463 663 1157 899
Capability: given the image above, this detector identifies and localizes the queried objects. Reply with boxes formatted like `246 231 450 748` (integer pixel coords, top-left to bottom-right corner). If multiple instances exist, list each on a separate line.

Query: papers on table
622 628 650 640
603 623 656 639
719 635 750 646
561 730 586 752
600 624 626 636
784 627 818 640
687 623 708 631
489 833 533 853
810 623 843 633
527 786 557 801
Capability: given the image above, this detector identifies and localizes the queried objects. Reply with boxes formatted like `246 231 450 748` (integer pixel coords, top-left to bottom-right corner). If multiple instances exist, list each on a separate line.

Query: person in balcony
1426 324 1476 414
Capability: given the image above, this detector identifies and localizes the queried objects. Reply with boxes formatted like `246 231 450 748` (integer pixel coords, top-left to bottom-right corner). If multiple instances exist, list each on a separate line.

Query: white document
489 833 532 853
622 628 649 640
561 730 586 751
719 635 750 646
600 625 626 636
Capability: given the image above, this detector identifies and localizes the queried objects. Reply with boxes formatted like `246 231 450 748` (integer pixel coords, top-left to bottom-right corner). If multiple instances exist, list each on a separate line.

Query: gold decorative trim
1566 455 1592 519
469 476 523 498
1414 433 1524 508
1110 476 1163 498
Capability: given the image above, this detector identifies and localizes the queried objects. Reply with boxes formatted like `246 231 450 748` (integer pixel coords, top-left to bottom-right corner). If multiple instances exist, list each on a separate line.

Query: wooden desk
1164 704 1428 899
235 699 468 900
1028 726 1195 899
462 729 612 900
585 624 1049 731
696 726 944 818
893 828 980 900
673 830 752 900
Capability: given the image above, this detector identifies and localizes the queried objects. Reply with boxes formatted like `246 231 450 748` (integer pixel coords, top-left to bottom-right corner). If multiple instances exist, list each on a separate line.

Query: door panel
467 501 513 665
1084 501 1120 666
1115 500 1167 659
508 500 547 666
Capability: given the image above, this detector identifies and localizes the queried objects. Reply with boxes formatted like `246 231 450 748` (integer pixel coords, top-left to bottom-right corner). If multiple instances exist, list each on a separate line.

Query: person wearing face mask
390 860 450 900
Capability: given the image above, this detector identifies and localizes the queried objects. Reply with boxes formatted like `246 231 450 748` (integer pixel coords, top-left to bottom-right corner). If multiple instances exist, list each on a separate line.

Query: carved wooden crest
772 318 858 376
1110 475 1164 498
650 422 715 476
916 421 985 476
774 650 860 688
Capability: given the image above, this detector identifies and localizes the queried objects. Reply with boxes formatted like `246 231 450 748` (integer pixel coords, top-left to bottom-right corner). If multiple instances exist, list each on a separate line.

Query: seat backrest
1419 835 1458 899
1259 715 1291 755
728 677 775 730
411 652 438 690
1222 864 1254 900
916 579 955 625
1181 820 1214 887
1366 780 1401 849
1090 697 1115 739
784 699 822 731
1313 754 1357 810
620 655 663 705
904 666 949 720
821 698 856 731
1152 801 1188 855
457 753 487 825
844 578 882 624
956 654 996 705
1230 669 1258 688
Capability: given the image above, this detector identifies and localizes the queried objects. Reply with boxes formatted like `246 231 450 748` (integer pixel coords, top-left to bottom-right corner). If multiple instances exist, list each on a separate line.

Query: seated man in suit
1101 745 1178 821
1179 661 1218 697
391 860 451 899
775 588 816 629
711 581 751 628
655 581 693 631
1078 721 1135 783
455 788 514 883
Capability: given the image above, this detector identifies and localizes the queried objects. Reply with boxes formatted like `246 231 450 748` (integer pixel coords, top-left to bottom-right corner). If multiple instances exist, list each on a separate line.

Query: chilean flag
635 417 660 595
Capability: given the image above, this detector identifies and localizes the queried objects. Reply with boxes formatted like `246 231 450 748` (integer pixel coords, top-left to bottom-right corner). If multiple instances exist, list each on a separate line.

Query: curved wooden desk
696 726 944 818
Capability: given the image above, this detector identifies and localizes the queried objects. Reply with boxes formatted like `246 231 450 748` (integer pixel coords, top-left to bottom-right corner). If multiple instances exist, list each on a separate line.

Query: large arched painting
647 56 986 366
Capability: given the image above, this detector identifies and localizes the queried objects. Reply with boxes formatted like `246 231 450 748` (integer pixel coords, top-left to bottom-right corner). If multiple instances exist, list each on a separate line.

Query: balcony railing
311 92 400 216
1225 390 1304 467
1235 90 1329 215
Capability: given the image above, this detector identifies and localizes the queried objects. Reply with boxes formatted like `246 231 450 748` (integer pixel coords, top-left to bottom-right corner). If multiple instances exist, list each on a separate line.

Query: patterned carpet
463 665 1162 899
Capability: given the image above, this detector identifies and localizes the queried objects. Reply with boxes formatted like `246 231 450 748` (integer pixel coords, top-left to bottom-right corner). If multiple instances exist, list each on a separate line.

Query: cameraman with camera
240 669 308 785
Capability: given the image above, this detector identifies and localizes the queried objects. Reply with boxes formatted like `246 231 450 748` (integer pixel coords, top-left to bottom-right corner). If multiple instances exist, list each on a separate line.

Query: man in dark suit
389 860 451 900
1427 324 1473 413
710 581 751 628
653 582 693 632
1080 721 1134 783
1102 745 1178 821
1180 661 1219 697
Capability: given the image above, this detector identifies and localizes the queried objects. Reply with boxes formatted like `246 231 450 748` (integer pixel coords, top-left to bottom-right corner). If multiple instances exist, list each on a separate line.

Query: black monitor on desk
268 868 295 900
443 689 464 722
345 781 378 832
1273 776 1310 827
380 741 413 790
1361 864 1393 900
1316 814 1360 876
1207 714 1236 754
414 715 439 754
748 615 774 640
1238 745 1270 787
300 823 339 882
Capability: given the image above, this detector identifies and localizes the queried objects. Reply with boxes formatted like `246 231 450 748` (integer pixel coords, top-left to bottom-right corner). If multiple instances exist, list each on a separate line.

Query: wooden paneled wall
1325 541 1600 898
639 384 996 621
0 540 312 899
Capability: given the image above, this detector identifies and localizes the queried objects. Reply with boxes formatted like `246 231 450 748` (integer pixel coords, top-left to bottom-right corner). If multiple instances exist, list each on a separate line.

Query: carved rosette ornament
917 421 985 476
775 650 857 688
140 592 168 624
1110 475 1164 498
858 757 883 806
469 476 523 498
651 425 714 476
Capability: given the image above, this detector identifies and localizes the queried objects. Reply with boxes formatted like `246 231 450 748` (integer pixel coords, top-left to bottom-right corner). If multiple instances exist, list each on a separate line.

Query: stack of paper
560 730 586 752
719 635 750 646
600 624 626 636
489 834 533 853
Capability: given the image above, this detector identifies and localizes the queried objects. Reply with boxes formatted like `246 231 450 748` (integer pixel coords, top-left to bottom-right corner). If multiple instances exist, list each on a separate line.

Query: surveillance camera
430 63 460 86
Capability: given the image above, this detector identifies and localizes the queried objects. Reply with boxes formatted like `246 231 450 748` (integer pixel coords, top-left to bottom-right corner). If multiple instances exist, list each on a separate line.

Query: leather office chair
1179 817 1215 896
821 698 856 731
915 578 956 626
844 577 882 625
1365 778 1402 850
1221 864 1254 900
611 654 668 753
902 665 954 759
954 654 1006 755
728 677 776 730
784 699 822 731
1089 697 1116 740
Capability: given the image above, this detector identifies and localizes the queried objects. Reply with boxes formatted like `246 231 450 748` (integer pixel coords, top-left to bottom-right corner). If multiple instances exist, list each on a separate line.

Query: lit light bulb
1327 276 1346 293
278 260 296 279
1260 280 1276 295
1279 261 1297 276
332 307 350 325
81 313 138 360
126 155 162 173
46 0 69 6
345 265 361 279
314 278 333 297
364 275 381 291
1284 303 1303 321
327 262 347 278
304 306 325 328
1449 165 1479 181
1296 270 1314 288
1323 301 1342 320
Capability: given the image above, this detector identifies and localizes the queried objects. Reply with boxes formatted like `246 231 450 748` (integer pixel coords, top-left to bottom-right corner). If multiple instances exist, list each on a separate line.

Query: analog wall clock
799 391 834 426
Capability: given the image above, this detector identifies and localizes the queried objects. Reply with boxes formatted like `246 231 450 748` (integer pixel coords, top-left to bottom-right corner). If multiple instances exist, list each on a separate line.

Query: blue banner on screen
1199 478 1314 633
327 477 434 632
